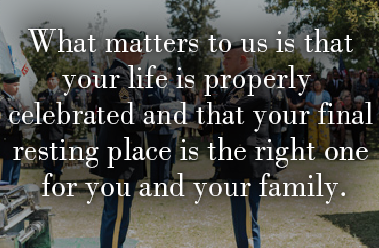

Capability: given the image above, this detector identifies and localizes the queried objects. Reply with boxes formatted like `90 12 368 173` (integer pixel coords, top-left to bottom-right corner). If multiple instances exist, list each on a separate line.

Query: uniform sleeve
63 93 75 136
142 87 149 105
213 83 269 113
105 71 159 132
87 88 97 130
88 88 98 112
175 87 182 101
35 93 42 135
216 87 223 103
0 100 12 135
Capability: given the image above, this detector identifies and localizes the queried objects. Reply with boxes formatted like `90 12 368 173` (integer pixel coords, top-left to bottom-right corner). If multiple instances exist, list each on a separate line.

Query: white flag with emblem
0 27 14 74
12 46 38 139
12 46 38 114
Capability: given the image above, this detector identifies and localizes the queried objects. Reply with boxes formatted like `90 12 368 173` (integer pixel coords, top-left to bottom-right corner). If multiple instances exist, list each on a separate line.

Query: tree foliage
165 0 221 87
19 22 88 159
265 0 379 67
256 48 321 74
20 22 88 94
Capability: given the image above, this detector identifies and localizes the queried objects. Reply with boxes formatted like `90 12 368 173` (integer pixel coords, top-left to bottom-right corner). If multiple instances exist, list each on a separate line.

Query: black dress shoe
55 174 61 184
270 174 279 180
54 174 62 192
209 168 221 180
169 172 174 180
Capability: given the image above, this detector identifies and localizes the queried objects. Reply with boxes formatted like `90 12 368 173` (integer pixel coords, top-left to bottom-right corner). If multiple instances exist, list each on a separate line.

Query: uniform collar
48 86 59 95
231 67 253 88
236 67 250 77
269 82 276 89
114 58 129 69
3 90 15 100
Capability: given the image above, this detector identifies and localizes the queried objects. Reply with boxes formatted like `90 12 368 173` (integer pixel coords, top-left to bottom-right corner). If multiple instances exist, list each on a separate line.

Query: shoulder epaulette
115 66 130 76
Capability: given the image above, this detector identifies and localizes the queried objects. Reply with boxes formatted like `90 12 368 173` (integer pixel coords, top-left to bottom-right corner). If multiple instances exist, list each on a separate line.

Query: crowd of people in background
195 65 376 157
66 62 377 168
4 62 374 186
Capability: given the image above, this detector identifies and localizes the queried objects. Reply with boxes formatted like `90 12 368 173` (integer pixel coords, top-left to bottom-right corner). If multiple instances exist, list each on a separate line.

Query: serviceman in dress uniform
168 76 181 180
198 41 277 248
265 69 288 149
87 69 108 144
36 72 74 189
143 64 182 186
266 69 288 180
90 29 180 248
70 75 89 139
208 69 224 180
0 73 23 185
70 75 89 108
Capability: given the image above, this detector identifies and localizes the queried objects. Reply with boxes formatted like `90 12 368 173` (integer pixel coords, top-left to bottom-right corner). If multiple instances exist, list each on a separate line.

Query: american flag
89 51 100 91
338 54 347 77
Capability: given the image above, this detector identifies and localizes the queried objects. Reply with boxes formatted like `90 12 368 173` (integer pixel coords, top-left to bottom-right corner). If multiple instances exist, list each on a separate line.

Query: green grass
18 135 379 248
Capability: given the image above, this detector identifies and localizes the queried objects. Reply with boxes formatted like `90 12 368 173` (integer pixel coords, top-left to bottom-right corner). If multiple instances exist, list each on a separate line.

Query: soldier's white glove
64 134 72 140
281 127 287 133
35 134 41 140
123 167 135 180
160 102 183 112
159 102 172 111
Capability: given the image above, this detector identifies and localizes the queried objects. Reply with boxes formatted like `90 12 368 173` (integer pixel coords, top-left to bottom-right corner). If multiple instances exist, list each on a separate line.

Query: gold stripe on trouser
112 179 125 248
0 158 3 181
244 178 253 247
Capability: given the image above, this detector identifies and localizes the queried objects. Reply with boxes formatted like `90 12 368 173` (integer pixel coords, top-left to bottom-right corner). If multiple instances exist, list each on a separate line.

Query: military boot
47 174 54 192
54 174 62 192
169 163 174 180
55 174 61 184
209 168 221 181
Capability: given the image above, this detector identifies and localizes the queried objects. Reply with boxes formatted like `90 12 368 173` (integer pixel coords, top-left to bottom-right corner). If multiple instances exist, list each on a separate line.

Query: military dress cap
46 72 59 80
157 64 166 71
264 69 275 76
115 29 146 42
216 69 224 77
222 40 251 54
2 73 20 83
